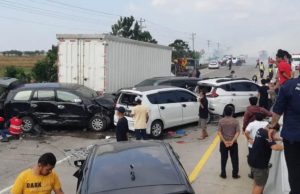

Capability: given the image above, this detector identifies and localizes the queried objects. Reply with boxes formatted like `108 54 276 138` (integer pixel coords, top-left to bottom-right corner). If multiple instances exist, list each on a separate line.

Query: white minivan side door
175 90 199 124
156 91 183 128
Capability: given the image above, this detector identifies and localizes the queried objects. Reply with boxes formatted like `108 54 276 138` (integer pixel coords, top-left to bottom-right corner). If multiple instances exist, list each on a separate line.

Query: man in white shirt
245 113 269 179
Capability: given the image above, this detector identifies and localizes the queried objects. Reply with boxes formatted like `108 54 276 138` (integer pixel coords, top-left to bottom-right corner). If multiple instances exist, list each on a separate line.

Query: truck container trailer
56 34 172 93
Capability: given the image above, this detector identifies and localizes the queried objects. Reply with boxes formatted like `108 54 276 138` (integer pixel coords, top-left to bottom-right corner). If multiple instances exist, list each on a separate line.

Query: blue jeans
135 129 148 140
0 129 9 139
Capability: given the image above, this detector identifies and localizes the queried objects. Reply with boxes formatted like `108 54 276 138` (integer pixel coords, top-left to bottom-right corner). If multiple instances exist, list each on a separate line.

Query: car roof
198 77 252 86
16 82 82 90
120 85 182 94
141 76 200 82
87 141 188 193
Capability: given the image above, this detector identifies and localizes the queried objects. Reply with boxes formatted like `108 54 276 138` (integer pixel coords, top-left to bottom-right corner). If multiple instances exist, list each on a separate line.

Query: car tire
89 116 107 131
22 116 35 132
151 120 164 138
223 105 235 116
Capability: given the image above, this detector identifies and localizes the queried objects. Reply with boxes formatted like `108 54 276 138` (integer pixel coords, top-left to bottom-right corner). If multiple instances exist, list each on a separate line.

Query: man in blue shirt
269 71 300 194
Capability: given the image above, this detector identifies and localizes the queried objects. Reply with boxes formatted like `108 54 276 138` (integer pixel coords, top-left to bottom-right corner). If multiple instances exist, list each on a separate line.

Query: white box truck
56 34 172 93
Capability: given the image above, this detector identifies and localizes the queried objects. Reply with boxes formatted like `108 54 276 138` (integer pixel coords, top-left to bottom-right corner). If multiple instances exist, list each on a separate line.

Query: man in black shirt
116 107 129 142
248 124 283 194
198 91 209 140
258 79 269 110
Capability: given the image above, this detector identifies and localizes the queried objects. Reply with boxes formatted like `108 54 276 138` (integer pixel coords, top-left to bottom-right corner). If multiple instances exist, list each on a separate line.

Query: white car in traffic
208 60 220 69
196 78 259 116
114 86 199 138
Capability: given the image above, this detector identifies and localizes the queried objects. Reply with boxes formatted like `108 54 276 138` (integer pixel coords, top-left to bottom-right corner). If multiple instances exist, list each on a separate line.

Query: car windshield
135 79 158 87
76 86 98 98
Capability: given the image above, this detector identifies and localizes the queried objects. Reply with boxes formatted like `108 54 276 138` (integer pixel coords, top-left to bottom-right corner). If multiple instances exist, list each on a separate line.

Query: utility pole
207 40 211 59
191 33 196 52
139 18 146 30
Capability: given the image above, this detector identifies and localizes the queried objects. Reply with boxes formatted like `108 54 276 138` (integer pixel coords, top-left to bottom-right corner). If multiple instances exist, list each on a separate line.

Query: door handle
160 106 165 110
31 104 37 108
232 93 236 96
182 104 187 108
58 105 65 109
249 94 254 96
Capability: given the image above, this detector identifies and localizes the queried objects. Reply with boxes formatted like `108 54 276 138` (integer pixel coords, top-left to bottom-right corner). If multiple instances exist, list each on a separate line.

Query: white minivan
114 86 199 138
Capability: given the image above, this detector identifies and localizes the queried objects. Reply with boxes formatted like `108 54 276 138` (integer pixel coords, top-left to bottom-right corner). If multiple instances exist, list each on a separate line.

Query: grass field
0 56 44 67
0 56 44 77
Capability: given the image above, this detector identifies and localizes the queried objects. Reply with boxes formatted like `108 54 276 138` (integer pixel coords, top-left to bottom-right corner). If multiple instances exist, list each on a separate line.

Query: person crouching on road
131 96 149 140
116 106 129 142
11 152 64 194
248 124 283 194
198 90 209 140
0 114 23 142
217 106 241 179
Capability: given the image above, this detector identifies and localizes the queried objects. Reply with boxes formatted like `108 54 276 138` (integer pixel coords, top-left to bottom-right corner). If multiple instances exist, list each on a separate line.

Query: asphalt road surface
0 63 270 194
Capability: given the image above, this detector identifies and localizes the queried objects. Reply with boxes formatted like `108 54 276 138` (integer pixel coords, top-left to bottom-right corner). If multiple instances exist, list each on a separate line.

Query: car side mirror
74 160 85 168
74 99 82 104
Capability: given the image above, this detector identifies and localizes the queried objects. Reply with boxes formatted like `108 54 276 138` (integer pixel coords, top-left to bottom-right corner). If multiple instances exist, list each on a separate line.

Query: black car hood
94 96 115 110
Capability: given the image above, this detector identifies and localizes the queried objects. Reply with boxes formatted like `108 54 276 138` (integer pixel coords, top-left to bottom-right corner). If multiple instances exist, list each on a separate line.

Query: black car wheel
151 120 164 138
89 116 107 131
22 116 34 132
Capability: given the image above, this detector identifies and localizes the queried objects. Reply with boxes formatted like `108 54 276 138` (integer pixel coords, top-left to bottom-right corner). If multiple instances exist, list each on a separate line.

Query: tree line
1 50 46 56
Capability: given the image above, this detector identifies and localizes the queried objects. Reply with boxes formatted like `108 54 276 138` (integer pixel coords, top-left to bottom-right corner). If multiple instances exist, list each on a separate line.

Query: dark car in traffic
0 77 24 115
4 83 114 132
74 141 195 194
135 76 201 92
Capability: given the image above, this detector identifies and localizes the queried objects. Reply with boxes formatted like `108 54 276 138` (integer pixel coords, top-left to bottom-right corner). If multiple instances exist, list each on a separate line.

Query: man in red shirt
0 114 23 142
276 49 292 86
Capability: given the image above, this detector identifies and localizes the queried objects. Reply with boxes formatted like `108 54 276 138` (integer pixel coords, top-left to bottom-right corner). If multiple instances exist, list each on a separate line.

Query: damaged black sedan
4 83 114 132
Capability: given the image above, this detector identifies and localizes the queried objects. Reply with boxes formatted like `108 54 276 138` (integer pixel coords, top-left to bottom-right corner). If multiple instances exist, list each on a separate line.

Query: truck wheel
89 116 107 131
151 120 164 138
22 116 35 132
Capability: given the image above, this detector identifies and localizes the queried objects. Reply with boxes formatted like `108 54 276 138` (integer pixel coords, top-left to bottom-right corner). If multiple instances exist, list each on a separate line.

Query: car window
57 91 80 103
220 84 231 91
196 84 212 93
135 79 158 87
147 93 159 104
156 91 178 104
244 82 259 91
170 80 186 88
32 90 55 101
159 80 172 86
76 86 98 98
13 90 32 101
119 93 138 106
176 91 197 102
230 82 249 92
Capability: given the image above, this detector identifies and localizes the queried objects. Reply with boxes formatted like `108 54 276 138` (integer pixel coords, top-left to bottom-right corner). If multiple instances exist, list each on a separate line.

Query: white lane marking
0 154 77 194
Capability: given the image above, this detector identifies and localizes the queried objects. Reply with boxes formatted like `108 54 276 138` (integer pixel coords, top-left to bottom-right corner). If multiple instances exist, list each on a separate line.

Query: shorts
251 167 269 186
198 118 207 129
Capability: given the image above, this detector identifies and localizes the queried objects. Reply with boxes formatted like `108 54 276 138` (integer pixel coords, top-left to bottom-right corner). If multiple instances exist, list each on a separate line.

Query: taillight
208 88 219 98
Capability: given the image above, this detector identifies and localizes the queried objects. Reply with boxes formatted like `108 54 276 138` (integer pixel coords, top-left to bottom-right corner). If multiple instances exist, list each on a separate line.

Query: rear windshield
196 84 213 93
119 93 139 106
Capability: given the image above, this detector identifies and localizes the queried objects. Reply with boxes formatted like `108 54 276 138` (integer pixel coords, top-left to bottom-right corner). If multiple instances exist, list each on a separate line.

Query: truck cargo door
82 40 105 92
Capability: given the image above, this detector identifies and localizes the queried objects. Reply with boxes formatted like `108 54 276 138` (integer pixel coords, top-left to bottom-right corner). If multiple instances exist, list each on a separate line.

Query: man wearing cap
115 107 129 142
131 96 149 140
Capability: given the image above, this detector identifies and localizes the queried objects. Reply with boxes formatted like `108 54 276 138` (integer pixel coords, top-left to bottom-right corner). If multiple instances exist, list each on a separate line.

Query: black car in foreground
4 83 114 132
74 141 195 194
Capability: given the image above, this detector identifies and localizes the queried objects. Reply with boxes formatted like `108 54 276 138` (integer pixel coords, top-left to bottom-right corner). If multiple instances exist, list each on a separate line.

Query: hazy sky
0 0 299 57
